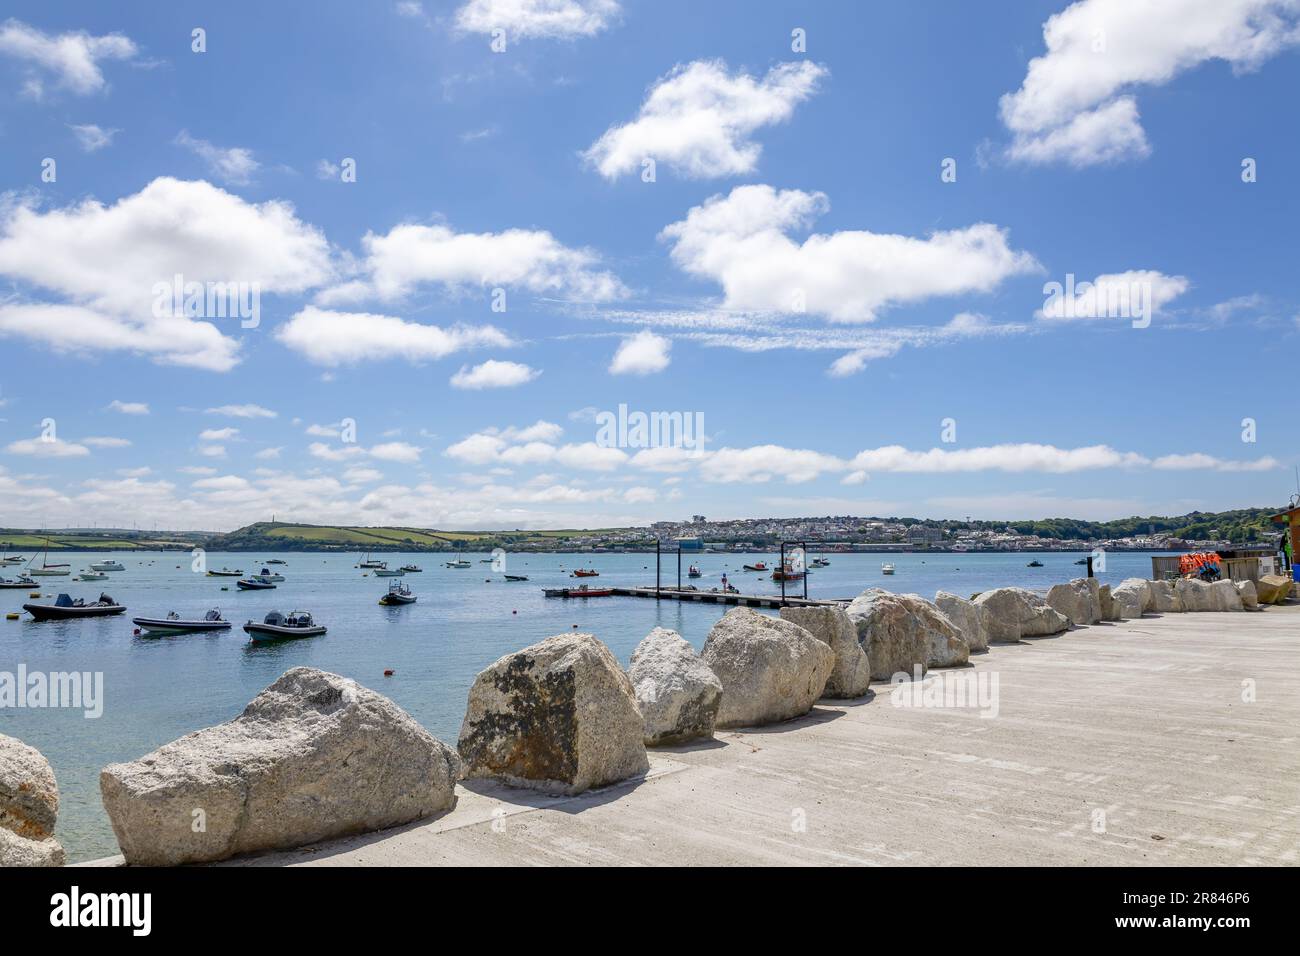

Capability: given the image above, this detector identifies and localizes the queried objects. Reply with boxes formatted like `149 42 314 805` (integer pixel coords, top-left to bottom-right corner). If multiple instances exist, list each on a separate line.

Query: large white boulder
460 633 648 793
973 587 1070 642
102 667 459 866
1098 584 1119 621
0 733 64 867
780 605 871 698
934 591 990 652
628 627 723 746
1235 580 1259 609
702 607 835 727
1118 578 1153 613
1174 578 1244 612
1111 581 1146 619
1148 579 1184 612
1046 578 1101 627
847 589 967 676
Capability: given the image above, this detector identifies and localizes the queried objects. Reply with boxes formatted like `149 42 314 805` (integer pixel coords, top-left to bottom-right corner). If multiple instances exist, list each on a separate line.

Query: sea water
0 548 1163 861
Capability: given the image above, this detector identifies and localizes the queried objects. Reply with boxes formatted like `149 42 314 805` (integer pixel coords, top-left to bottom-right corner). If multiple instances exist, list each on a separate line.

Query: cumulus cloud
609 330 671 375
1039 270 1189 321
174 131 259 185
455 0 620 40
69 123 119 152
0 178 332 372
5 436 90 457
1000 0 1300 165
450 359 540 389
584 59 826 179
0 19 137 96
277 306 513 366
206 404 277 419
698 445 847 484
81 436 131 448
316 221 625 306
106 399 149 415
660 185 1039 321
199 427 239 441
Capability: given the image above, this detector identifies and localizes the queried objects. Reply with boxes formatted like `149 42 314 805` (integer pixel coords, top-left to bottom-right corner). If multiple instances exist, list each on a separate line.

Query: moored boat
75 570 108 581
400 564 422 572
881 563 896 575
358 552 386 569
256 567 285 582
266 559 287 565
90 560 125 572
206 567 243 577
543 584 612 598
445 559 471 569
132 609 231 636
378 581 417 606
236 577 277 590
504 573 529 581
688 564 702 578
0 574 37 589
244 610 326 642
23 592 126 620
373 567 405 576
742 562 768 572
772 564 805 581
1027 560 1044 568
571 568 599 577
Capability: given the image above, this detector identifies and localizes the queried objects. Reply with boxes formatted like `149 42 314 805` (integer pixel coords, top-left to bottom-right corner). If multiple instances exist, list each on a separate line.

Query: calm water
0 548 1162 861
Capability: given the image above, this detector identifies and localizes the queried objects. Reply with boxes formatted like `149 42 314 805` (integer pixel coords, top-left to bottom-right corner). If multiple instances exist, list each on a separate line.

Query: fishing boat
742 562 768 572
881 563 896 575
132 609 231 636
1073 558 1088 565
90 560 125 572
445 559 471 569
400 564 422 572
378 581 417 606
23 593 126 620
75 570 108 581
688 564 702 578
206 567 243 577
772 564 805 581
256 567 285 582
236 576 277 590
504 573 529 582
358 552 387 569
1027 560 1044 568
373 567 405 577
244 610 326 642
571 568 600 577
0 574 37 589
543 584 613 598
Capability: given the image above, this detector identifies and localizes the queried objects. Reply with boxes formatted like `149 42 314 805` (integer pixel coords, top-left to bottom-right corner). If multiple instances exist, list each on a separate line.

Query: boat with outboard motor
206 567 243 577
75 570 108 581
244 610 326 642
0 573 37 589
742 562 768 572
23 592 126 620
90 560 125 572
132 608 231 636
255 567 285 582
504 573 529 581
378 580 417 605
236 576 277 590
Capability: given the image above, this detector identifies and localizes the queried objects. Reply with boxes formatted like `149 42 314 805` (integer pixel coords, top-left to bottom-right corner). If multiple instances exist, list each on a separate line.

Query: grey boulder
628 627 722 745
973 587 1070 642
0 733 64 867
460 633 648 794
1174 578 1244 612
847 589 967 678
1111 581 1146 619
1148 579 1184 612
702 607 835 727
1235 580 1259 609
1046 578 1101 627
101 667 459 866
934 591 990 652
780 605 871 697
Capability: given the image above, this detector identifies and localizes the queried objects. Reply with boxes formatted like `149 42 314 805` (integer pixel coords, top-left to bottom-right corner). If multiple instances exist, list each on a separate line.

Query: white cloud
309 441 421 464
177 465 217 475
192 474 251 492
106 399 149 415
699 445 847 484
254 446 282 460
5 436 90 457
450 359 540 389
455 0 620 40
317 221 625 306
369 442 422 464
199 427 239 441
999 0 1300 166
315 159 339 180
69 123 119 152
0 178 332 372
343 466 384 483
198 444 227 458
305 423 340 438
584 59 826 179
661 185 1039 321
81 436 131 448
1039 270 1189 321
624 486 657 504
174 130 259 185
0 19 137 95
277 306 513 366
609 330 671 375
117 466 151 477
206 403 277 419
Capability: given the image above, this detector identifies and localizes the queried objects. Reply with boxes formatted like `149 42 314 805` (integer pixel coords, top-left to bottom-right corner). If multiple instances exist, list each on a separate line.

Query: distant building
675 535 704 551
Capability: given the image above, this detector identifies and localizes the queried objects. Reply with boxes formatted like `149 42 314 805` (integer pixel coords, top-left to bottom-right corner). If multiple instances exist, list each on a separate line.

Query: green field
0 532 199 551
200 522 637 552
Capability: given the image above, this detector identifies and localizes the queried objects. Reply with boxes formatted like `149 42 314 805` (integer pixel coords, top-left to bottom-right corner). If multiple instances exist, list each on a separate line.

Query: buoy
512 609 517 615
29 592 40 598
572 623 578 628
133 627 141 635
6 613 18 620
221 586 229 591
384 669 395 677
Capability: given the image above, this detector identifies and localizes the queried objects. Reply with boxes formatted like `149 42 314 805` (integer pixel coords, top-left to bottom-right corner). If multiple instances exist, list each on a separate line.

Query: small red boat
771 565 805 581
742 562 768 572
571 569 600 577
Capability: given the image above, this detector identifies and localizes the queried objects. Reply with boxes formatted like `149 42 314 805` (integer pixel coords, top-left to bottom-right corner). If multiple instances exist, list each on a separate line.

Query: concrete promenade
188 604 1300 867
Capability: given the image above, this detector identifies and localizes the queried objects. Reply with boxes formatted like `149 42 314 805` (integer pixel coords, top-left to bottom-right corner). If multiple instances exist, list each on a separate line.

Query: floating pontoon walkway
607 586 840 609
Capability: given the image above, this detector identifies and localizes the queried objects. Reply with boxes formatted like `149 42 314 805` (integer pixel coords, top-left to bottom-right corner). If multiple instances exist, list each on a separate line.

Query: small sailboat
1 544 27 565
880 563 896 575
90 560 125 572
445 559 471 569
379 580 417 605
28 536 70 575
811 557 830 568
358 552 387 569
132 609 231 636
244 610 326 642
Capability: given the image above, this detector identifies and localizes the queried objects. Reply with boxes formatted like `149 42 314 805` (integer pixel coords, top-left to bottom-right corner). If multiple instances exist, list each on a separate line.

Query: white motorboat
256 567 285 582
133 609 231 636
0 574 37 589
90 560 125 572
372 567 405 577
881 563 896 575
244 610 326 642
445 559 471 569
76 570 108 581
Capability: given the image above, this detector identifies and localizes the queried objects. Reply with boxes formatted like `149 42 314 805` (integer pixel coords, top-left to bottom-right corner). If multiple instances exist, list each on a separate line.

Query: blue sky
0 0 1296 532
